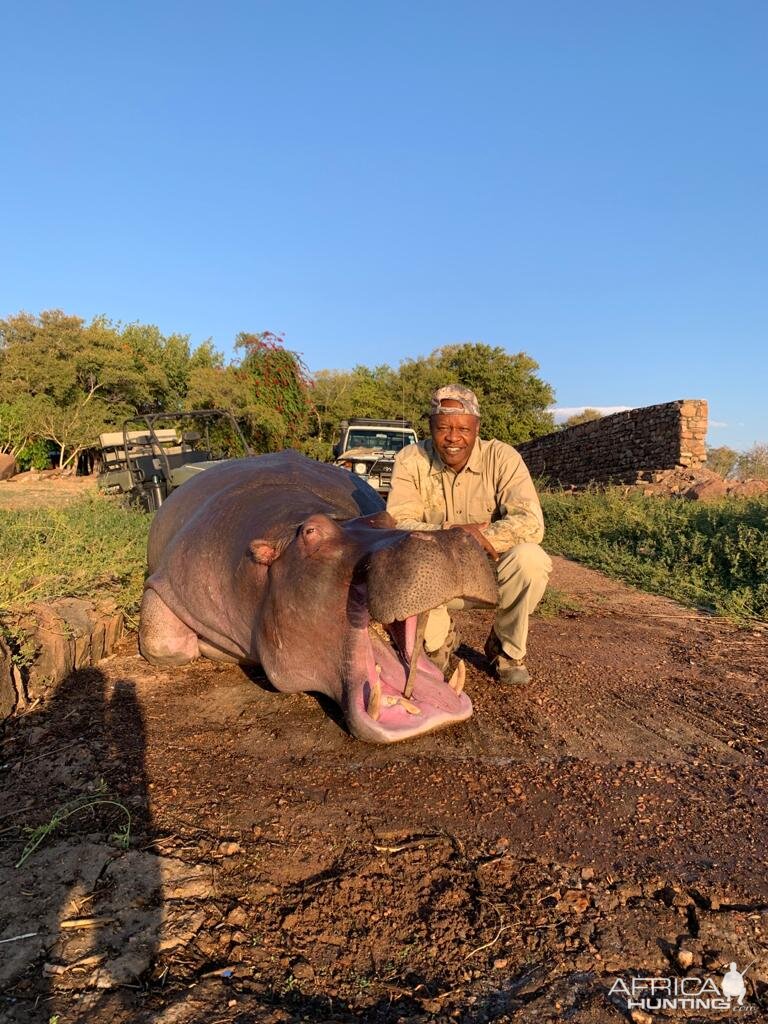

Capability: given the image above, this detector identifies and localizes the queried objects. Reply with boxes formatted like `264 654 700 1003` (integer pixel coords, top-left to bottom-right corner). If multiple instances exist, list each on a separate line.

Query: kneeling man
387 385 551 685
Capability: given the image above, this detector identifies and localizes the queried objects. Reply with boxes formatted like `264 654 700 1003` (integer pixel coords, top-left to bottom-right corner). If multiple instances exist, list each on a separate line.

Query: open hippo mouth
346 582 471 743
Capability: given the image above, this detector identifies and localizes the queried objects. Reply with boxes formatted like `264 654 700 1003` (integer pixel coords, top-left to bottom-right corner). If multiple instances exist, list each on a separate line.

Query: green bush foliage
313 343 554 446
0 496 150 618
541 489 768 622
16 439 52 471
2 310 559 462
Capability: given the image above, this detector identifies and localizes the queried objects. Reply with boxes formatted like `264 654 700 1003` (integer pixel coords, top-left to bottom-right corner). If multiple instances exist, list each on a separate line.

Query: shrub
541 488 768 622
0 496 150 620
16 439 53 471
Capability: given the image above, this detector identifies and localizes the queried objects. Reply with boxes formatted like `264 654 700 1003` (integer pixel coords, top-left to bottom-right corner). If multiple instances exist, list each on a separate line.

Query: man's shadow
0 666 161 1023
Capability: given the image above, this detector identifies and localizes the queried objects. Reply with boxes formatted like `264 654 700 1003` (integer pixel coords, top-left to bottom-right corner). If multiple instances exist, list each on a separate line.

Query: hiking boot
426 620 461 675
484 630 530 686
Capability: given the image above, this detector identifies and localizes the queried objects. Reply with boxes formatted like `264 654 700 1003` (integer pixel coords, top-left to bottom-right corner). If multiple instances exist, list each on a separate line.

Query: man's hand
449 523 499 561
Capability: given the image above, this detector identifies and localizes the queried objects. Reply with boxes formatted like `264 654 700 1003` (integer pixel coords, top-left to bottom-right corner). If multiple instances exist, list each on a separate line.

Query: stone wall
0 598 124 721
517 399 708 486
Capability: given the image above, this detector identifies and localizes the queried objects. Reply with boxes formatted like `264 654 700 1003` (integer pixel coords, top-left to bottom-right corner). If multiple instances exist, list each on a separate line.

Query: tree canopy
705 445 740 479
1 309 557 468
314 343 555 446
737 443 768 481
562 408 603 428
0 311 195 467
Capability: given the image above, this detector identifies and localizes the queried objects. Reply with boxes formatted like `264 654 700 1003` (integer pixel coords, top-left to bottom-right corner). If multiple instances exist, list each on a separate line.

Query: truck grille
377 463 394 490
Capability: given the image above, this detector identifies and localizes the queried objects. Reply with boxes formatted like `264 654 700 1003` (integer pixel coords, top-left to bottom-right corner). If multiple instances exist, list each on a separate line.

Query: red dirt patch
2 557 768 1022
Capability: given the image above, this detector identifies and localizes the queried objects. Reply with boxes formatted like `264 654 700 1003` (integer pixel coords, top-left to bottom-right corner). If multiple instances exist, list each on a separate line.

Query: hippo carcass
139 451 497 743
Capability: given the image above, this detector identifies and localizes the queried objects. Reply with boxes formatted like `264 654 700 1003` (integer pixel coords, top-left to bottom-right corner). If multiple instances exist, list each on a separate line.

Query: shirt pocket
467 494 495 524
424 477 447 525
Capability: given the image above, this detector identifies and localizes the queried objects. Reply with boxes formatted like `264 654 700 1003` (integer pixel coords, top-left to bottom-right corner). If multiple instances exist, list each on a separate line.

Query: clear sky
2 1 766 449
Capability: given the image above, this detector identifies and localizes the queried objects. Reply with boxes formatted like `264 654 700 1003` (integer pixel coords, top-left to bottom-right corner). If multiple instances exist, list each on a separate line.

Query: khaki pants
424 543 552 662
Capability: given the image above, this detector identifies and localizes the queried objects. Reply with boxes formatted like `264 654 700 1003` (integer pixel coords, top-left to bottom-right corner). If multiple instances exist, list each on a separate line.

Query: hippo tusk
382 695 422 716
448 659 466 695
367 668 382 721
403 610 428 699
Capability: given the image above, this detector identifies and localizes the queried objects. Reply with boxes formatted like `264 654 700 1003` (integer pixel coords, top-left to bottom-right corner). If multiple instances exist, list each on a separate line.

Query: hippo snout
365 528 498 623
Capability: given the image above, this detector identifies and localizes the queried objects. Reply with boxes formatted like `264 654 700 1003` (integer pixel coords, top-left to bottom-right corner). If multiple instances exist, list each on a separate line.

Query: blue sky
2 1 766 449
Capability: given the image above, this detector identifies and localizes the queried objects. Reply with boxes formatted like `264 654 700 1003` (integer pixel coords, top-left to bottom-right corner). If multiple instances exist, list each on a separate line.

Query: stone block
11 599 125 706
684 478 728 501
0 454 16 480
23 604 69 696
0 636 18 720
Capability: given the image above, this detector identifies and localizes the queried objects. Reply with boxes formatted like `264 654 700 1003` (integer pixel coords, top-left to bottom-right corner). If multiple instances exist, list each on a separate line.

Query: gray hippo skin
139 451 498 743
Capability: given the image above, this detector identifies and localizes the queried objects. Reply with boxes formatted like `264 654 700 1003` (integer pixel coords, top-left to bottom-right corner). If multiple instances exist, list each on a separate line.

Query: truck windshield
347 431 416 452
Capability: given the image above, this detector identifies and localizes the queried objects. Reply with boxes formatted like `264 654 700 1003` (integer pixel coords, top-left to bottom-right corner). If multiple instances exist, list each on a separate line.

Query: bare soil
0 472 97 511
2 558 768 1023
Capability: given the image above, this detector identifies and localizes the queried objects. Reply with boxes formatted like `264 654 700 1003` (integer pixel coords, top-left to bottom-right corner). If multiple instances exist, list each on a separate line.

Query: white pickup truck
333 418 418 496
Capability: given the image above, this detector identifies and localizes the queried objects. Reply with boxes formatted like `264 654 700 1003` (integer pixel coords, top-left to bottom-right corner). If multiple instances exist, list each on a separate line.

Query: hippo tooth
403 610 429 700
382 695 422 716
448 659 466 695
367 675 382 721
399 698 422 716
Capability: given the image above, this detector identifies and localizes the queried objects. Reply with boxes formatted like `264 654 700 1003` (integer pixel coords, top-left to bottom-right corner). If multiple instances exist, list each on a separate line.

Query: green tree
0 312 127 464
563 408 603 428
313 364 402 441
185 332 315 454
189 338 224 371
397 354 446 432
0 309 231 465
706 445 740 479
185 363 283 452
431 343 554 443
737 443 768 481
0 398 37 457
0 311 162 415
313 343 555 448
235 331 315 448
29 394 112 470
119 322 184 409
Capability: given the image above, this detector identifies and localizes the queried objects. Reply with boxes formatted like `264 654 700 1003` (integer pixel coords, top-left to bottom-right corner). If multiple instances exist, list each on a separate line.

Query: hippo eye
304 526 317 536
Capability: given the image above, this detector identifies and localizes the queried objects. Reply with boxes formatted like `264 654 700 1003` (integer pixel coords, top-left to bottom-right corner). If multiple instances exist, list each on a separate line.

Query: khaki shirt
386 438 544 553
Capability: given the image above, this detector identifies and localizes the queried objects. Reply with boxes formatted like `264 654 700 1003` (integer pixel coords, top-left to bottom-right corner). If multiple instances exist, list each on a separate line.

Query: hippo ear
248 539 280 565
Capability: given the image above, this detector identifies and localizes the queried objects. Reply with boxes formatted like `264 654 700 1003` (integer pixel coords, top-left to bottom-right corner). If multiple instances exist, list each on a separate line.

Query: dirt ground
0 472 97 511
2 558 768 1024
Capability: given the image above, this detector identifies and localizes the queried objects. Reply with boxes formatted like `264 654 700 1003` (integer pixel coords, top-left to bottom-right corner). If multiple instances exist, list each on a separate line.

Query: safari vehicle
97 409 252 511
333 418 418 496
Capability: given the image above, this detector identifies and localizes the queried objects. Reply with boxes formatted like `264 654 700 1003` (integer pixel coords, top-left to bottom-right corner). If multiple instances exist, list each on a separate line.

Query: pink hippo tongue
361 613 467 730
392 612 465 697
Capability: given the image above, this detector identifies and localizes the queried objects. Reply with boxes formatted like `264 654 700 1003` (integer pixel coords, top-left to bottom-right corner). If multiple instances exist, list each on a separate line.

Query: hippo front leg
139 589 201 666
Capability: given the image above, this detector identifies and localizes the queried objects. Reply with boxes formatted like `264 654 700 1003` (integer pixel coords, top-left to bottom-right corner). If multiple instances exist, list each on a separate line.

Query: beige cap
429 384 480 418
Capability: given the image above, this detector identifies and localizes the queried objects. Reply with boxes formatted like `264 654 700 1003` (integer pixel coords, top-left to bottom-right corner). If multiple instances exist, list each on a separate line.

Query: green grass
0 495 150 622
15 778 132 867
541 488 768 622
2 488 766 644
535 585 584 618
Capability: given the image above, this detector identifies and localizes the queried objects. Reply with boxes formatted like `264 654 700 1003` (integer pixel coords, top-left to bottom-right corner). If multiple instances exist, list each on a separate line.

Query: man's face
430 405 480 471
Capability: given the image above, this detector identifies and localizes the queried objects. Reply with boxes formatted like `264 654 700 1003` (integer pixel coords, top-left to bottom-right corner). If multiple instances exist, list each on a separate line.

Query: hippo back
148 450 384 573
